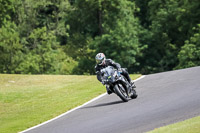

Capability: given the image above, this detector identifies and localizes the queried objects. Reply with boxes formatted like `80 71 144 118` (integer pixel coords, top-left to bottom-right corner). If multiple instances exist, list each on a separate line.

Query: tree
137 0 200 73
1 0 200 75
0 21 22 73
14 0 70 45
8 0 76 74
176 24 200 69
67 0 145 74
16 27 77 74
0 0 15 27
134 0 151 28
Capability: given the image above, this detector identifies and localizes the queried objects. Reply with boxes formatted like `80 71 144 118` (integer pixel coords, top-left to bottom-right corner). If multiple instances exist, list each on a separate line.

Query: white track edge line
19 75 146 133
133 75 146 82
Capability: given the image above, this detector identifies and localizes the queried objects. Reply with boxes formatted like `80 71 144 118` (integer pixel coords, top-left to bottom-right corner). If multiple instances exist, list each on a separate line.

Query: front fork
106 85 112 92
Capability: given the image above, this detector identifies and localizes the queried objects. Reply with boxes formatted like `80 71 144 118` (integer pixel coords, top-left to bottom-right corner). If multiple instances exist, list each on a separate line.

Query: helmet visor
96 58 104 65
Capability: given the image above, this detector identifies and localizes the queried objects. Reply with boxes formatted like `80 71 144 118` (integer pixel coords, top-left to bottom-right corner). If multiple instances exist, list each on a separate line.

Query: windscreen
101 66 115 80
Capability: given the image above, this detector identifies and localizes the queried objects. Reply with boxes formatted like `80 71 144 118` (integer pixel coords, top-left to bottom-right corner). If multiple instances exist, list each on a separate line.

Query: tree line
0 0 200 75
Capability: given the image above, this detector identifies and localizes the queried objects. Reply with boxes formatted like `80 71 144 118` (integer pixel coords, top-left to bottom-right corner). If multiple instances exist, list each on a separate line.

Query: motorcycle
100 66 137 102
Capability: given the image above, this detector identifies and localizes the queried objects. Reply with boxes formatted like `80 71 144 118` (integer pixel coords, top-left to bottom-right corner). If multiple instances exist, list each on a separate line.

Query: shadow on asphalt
81 100 124 109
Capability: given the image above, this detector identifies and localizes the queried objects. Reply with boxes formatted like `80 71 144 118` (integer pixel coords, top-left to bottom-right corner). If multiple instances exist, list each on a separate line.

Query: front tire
114 84 128 102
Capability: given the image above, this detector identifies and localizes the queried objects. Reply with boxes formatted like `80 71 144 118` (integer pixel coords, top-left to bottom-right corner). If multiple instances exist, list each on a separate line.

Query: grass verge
0 74 141 133
148 116 200 133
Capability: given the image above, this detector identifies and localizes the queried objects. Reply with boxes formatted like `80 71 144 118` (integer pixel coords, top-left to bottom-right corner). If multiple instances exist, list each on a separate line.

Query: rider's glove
118 68 122 73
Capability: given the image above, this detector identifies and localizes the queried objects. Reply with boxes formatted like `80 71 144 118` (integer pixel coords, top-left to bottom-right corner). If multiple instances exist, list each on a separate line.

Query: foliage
0 21 23 73
92 0 145 73
135 0 200 74
176 24 200 69
0 0 15 27
16 27 77 74
67 0 146 74
0 0 200 74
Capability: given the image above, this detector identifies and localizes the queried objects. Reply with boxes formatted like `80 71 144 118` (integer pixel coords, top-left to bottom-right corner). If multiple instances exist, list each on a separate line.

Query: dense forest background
0 0 200 75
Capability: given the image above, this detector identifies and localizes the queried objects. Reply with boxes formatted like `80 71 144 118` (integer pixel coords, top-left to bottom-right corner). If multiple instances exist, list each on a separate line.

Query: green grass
0 74 141 133
148 116 200 133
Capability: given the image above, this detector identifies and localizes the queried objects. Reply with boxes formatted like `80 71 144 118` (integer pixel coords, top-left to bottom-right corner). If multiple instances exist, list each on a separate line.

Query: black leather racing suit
95 59 132 83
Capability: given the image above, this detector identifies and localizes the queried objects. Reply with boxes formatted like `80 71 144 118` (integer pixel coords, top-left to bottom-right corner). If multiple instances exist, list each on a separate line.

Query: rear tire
114 84 128 102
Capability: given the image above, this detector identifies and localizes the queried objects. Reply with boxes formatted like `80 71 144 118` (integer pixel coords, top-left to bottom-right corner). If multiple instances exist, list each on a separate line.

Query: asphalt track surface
24 67 200 133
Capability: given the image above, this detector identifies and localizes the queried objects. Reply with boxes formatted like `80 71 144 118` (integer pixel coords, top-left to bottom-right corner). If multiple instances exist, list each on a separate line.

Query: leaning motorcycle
100 66 137 102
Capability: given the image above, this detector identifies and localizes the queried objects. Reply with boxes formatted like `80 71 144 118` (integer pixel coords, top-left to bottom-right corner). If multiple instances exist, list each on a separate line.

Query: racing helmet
95 53 106 65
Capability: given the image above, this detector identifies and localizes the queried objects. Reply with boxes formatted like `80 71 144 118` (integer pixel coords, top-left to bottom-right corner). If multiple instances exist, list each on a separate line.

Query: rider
95 53 134 94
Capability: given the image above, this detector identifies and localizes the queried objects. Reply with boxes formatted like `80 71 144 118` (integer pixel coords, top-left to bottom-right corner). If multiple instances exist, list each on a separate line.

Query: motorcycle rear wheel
114 84 128 102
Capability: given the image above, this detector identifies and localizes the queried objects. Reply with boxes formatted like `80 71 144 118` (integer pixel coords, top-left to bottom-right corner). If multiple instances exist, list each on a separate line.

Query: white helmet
95 53 106 65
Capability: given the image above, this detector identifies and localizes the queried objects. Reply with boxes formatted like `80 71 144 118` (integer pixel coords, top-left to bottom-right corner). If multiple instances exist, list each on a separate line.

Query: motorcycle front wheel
114 84 128 102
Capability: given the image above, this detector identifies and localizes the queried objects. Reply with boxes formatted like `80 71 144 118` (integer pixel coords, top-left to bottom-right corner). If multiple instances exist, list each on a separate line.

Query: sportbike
101 66 137 102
